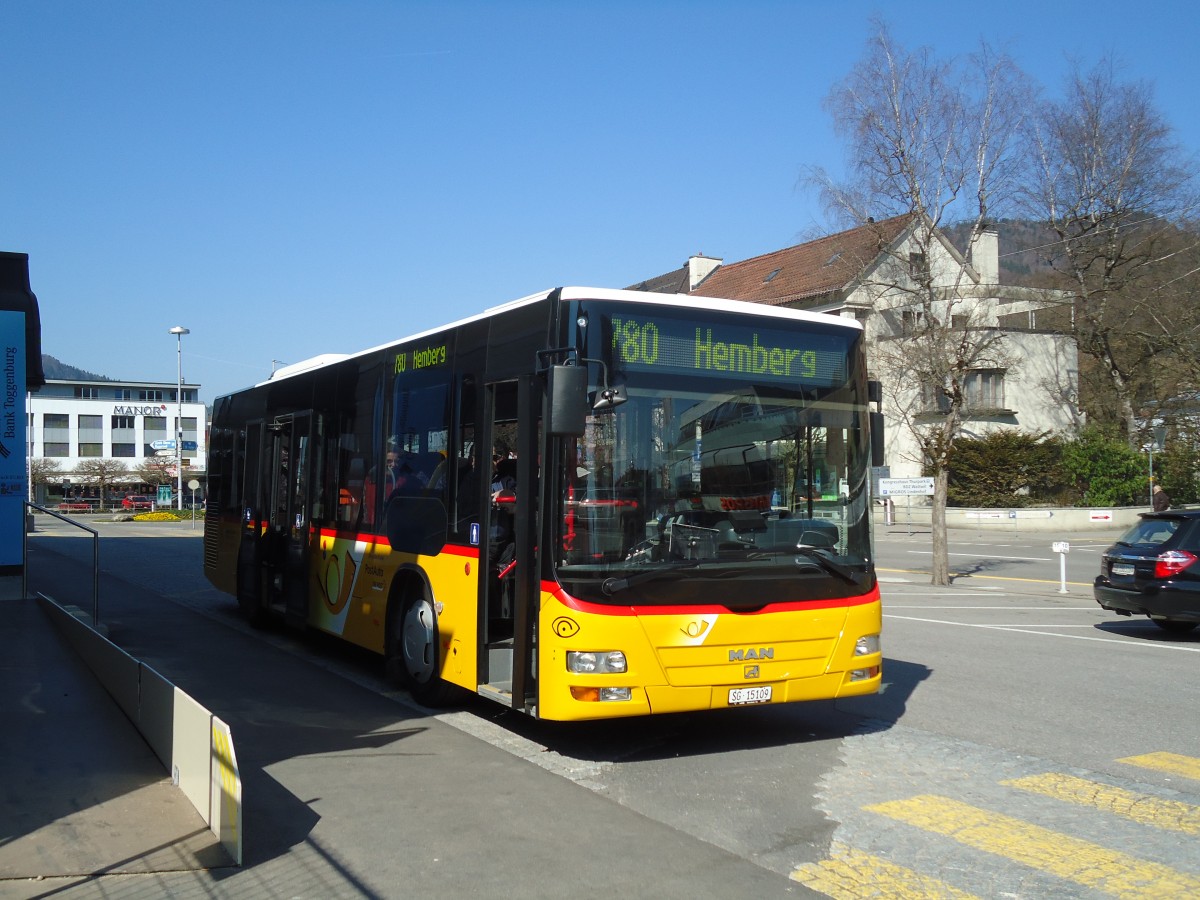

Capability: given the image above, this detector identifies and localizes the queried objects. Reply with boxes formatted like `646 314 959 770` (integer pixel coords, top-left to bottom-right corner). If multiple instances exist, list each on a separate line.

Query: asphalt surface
3 514 1140 899
2 518 810 899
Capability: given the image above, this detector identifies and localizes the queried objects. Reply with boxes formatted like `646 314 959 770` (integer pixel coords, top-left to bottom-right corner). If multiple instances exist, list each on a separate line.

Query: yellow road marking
867 794 1200 897
1119 752 1200 782
1005 773 1200 835
791 846 981 899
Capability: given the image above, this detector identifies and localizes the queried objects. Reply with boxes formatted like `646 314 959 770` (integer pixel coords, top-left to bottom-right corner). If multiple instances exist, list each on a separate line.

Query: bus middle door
265 412 313 627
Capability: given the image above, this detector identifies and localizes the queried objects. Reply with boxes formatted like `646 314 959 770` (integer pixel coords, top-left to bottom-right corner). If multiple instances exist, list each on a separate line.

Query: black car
1094 510 1200 635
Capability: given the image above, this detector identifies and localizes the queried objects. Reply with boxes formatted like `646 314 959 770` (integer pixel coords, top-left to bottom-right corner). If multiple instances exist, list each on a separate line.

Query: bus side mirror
870 412 885 467
547 364 587 436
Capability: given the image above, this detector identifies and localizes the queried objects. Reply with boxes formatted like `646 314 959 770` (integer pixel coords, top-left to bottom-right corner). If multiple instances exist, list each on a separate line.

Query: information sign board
878 477 935 497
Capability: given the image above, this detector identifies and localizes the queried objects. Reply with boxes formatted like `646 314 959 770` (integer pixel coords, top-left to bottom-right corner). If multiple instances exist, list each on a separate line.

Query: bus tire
388 590 454 706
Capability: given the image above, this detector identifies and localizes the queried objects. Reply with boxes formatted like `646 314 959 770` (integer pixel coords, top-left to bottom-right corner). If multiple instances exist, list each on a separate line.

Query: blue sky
5 1 1197 403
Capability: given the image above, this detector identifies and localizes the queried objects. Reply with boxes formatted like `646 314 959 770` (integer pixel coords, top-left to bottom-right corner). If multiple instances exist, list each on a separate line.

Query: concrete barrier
874 501 1148 533
37 595 242 866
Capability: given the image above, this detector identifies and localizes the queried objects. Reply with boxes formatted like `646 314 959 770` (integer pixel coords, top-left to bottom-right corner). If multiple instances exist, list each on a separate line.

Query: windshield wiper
601 561 700 596
793 547 860 585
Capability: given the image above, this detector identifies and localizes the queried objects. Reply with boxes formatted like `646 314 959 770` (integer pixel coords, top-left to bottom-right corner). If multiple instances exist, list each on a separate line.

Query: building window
921 383 952 414
908 252 929 280
78 414 103 442
144 416 167 435
112 443 137 458
116 388 132 400
901 309 924 335
44 413 69 429
75 386 99 399
78 443 103 457
45 443 69 457
112 415 135 430
965 369 1006 410
139 389 165 401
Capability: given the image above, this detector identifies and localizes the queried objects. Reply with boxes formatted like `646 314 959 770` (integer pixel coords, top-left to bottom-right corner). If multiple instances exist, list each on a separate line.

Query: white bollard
1052 541 1070 593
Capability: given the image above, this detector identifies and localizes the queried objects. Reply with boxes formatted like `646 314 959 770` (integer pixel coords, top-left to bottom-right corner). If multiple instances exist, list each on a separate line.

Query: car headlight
566 650 628 674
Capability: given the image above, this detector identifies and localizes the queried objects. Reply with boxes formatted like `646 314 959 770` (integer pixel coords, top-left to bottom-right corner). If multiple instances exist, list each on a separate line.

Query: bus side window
339 457 364 523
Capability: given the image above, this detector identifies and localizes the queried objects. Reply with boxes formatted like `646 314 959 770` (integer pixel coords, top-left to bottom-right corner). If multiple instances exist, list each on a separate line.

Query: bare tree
28 457 62 504
1019 58 1200 444
135 456 176 491
810 21 1032 584
73 459 129 510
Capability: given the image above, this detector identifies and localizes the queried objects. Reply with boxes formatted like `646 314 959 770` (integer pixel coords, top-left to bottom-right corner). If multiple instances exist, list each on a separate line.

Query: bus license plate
1111 563 1135 576
728 686 772 706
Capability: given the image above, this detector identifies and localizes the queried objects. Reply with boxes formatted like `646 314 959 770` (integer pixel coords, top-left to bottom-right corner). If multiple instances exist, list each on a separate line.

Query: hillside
41 355 114 382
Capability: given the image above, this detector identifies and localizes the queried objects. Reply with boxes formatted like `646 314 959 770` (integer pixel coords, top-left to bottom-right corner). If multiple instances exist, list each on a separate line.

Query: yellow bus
203 287 882 720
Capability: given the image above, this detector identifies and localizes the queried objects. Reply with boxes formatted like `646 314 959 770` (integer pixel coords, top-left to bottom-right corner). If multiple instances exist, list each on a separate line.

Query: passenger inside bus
363 445 426 525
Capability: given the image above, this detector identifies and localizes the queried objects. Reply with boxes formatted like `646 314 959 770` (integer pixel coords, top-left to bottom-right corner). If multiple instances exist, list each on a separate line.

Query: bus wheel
389 591 453 706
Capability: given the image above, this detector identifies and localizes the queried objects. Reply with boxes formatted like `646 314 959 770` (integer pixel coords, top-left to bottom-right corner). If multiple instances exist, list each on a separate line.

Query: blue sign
150 439 198 452
0 311 26 566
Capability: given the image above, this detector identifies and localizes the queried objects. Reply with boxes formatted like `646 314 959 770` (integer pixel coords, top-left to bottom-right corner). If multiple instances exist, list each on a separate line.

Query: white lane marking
907 550 1054 561
883 614 1200 651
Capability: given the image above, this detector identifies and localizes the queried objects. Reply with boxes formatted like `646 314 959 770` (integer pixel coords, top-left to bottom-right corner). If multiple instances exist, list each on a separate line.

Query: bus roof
250 286 862 391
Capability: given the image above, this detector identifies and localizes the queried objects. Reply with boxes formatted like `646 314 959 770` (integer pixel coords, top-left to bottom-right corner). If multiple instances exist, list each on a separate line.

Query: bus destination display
607 314 847 386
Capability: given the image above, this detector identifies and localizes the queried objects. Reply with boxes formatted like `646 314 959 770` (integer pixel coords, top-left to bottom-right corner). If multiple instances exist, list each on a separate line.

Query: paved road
13 515 1200 898
12 516 809 899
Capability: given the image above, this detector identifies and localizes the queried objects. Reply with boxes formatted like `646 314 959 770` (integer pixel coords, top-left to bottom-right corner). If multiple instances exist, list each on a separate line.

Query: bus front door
480 378 539 713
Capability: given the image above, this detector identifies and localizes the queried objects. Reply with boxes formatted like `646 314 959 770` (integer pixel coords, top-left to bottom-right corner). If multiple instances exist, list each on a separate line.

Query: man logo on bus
729 647 774 661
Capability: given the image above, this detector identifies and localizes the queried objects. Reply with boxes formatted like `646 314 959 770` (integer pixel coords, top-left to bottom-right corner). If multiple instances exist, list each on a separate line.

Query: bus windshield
555 302 874 607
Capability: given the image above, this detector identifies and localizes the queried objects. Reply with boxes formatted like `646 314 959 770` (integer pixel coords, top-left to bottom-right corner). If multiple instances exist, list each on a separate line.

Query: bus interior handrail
23 502 100 627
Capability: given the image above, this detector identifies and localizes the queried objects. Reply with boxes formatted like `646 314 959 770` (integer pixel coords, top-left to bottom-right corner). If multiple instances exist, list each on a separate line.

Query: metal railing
23 502 100 626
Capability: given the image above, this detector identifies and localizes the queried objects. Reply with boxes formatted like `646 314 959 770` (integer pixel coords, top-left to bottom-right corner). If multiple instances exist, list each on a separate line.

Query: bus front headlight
854 634 880 656
567 650 628 674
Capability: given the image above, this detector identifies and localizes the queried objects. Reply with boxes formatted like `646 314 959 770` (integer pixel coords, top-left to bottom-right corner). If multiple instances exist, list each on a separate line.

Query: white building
29 377 206 497
633 215 1081 479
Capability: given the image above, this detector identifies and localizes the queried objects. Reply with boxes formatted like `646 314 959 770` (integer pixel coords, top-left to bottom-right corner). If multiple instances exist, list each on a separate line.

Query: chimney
970 228 999 285
687 254 721 290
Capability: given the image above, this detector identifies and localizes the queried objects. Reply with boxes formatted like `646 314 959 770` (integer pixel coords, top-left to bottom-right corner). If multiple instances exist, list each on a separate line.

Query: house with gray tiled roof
631 216 1081 480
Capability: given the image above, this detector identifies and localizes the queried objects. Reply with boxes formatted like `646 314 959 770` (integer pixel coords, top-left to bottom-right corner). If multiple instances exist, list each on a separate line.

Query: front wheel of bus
390 592 453 706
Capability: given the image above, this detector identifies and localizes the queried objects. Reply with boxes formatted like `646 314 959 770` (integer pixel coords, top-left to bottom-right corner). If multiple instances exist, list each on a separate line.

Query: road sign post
1052 541 1070 593
877 478 935 535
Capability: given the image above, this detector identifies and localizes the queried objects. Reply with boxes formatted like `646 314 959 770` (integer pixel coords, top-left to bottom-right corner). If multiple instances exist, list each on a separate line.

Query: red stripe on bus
542 580 880 616
314 526 480 560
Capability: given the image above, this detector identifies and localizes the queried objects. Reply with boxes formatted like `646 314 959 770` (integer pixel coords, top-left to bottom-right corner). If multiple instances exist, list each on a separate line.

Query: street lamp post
169 326 190 511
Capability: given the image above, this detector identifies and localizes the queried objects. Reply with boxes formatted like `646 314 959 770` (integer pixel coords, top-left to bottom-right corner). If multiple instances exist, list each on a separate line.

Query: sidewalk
0 595 228 886
2 526 805 899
